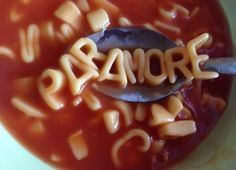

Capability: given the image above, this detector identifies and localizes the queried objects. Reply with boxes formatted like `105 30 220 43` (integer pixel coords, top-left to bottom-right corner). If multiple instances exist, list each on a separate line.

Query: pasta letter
166 96 183 117
81 90 101 111
92 0 119 15
114 101 133 126
38 69 66 110
154 20 181 34
118 17 132 27
69 38 98 69
87 8 110 32
165 47 193 83
99 49 127 87
158 120 197 138
111 129 151 167
144 49 167 85
103 110 120 134
0 46 15 59
11 96 47 119
60 54 99 95
54 1 82 30
123 49 145 84
187 33 219 79
135 104 146 122
151 140 165 154
19 24 40 63
149 104 175 126
68 130 88 160
76 0 90 12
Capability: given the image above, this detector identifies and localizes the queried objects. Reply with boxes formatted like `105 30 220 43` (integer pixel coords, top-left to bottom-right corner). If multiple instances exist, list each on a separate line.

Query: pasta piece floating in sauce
40 21 55 41
149 104 175 126
19 24 40 63
11 96 47 119
87 8 110 32
9 5 24 22
81 90 102 111
28 120 45 135
76 0 90 12
20 0 31 5
54 1 82 30
59 23 75 42
103 109 120 134
114 101 133 127
158 120 197 138
151 140 165 154
50 153 63 162
166 95 183 117
118 17 132 27
0 46 15 59
38 69 66 110
159 3 190 20
154 20 181 34
92 0 120 15
134 104 147 122
68 130 89 160
111 129 151 167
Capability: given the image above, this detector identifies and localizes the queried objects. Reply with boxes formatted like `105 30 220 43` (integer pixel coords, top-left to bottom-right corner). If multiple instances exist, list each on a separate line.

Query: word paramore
38 33 218 110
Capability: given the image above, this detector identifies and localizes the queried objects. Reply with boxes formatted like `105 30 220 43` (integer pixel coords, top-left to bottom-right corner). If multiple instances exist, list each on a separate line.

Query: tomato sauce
0 0 233 170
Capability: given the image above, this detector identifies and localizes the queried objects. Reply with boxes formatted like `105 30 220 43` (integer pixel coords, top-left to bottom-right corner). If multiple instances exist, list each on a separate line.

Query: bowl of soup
0 0 235 170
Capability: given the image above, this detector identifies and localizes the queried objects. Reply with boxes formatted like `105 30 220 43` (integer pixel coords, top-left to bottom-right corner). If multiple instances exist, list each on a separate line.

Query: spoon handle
203 57 236 75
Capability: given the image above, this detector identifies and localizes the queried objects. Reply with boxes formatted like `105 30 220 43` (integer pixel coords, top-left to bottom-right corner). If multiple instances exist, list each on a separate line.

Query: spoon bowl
88 27 184 102
88 27 177 52
88 27 236 102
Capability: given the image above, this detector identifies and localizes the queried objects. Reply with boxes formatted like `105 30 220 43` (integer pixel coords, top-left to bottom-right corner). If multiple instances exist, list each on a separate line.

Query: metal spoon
88 27 236 102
